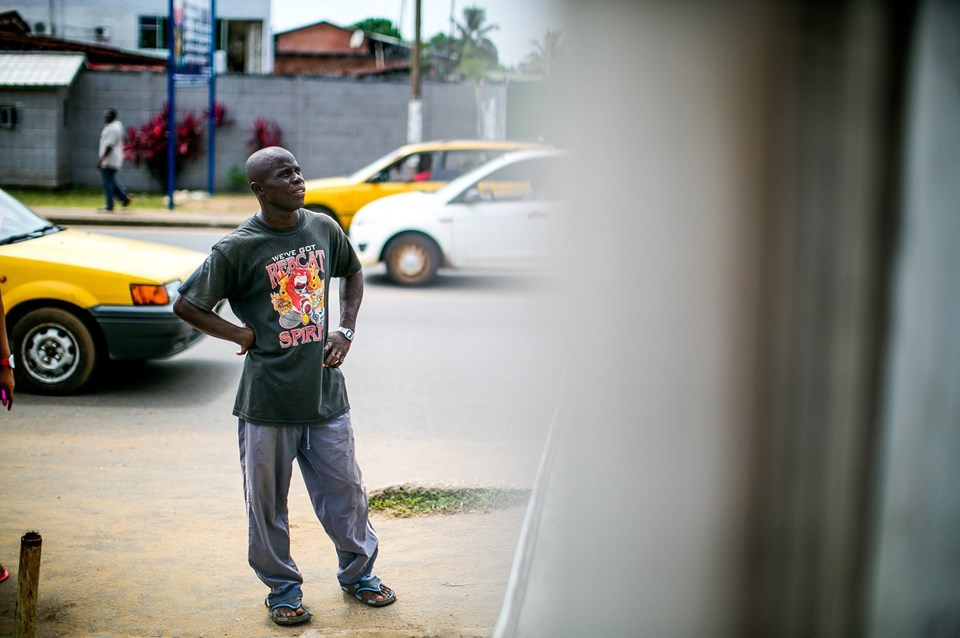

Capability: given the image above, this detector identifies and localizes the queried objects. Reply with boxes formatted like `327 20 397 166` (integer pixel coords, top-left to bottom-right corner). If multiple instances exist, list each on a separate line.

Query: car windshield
0 189 61 245
437 152 570 205
348 151 406 182
435 153 541 201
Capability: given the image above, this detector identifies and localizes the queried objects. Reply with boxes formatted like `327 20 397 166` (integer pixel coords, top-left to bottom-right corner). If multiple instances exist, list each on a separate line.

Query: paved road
87 226 560 488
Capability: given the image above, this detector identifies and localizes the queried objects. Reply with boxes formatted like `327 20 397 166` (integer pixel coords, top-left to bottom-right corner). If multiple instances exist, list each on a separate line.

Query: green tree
456 6 499 64
427 32 458 76
523 29 568 77
423 7 501 80
428 32 454 54
456 7 500 79
350 18 401 40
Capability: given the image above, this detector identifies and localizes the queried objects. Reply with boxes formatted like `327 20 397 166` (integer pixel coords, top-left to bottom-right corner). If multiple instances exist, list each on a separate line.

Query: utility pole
407 0 423 142
447 0 456 77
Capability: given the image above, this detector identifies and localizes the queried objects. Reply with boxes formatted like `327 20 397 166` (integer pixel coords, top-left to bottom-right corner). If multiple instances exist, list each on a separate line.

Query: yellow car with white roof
303 139 544 230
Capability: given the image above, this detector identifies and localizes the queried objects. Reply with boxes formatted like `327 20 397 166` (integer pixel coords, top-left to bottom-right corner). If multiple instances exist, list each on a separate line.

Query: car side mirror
371 170 390 184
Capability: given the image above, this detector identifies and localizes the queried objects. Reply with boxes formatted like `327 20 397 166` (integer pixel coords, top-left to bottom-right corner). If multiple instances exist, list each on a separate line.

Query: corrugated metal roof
0 53 85 87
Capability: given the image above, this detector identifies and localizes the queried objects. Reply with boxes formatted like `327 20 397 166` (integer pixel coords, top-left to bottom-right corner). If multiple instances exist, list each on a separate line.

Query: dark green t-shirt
178 209 361 426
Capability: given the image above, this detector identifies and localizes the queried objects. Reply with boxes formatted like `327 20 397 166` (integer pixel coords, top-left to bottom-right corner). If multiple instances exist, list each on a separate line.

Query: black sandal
341 576 397 607
265 597 312 625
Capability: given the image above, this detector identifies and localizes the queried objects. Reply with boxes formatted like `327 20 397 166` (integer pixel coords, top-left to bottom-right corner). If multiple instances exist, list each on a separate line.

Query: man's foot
122 195 133 207
265 598 311 626
97 207 114 212
341 576 397 607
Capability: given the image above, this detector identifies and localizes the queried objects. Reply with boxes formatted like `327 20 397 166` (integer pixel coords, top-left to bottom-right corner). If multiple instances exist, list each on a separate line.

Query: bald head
244 146 306 220
245 146 296 185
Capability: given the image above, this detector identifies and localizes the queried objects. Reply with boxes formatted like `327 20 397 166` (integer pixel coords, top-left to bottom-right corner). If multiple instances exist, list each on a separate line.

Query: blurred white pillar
499 3 775 635
497 1 917 636
407 99 423 143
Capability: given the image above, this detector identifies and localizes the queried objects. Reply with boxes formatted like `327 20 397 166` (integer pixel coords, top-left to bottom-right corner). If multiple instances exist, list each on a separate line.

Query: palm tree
456 6 499 64
524 29 567 77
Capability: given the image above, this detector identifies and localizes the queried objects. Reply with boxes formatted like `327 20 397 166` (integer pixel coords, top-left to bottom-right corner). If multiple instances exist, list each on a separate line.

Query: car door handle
527 211 549 219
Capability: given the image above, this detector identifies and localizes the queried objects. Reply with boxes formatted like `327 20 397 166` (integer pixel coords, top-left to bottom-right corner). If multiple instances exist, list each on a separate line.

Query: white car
349 149 567 285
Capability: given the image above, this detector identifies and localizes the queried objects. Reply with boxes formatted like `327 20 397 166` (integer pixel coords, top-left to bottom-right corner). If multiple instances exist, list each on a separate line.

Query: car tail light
130 284 170 306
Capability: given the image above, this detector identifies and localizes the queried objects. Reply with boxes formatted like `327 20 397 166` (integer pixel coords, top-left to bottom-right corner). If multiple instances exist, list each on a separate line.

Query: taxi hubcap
24 325 79 382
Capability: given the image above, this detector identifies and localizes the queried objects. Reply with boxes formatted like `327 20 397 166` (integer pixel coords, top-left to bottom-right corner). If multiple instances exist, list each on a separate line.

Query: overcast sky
270 0 560 67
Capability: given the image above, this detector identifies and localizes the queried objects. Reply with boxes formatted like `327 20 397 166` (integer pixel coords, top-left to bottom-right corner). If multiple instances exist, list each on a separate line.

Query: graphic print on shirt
266 244 327 348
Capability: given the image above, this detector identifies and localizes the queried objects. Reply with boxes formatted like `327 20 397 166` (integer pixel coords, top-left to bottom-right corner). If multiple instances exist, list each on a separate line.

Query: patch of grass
5 187 168 209
369 485 530 517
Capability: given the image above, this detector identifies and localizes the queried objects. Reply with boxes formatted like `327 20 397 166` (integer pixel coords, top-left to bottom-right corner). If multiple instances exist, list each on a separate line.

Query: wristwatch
337 327 355 341
0 354 14 369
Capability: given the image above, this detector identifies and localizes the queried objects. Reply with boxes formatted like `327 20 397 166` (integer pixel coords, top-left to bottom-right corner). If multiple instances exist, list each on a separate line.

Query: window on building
138 16 168 49
214 19 225 50
136 16 261 73
0 105 18 130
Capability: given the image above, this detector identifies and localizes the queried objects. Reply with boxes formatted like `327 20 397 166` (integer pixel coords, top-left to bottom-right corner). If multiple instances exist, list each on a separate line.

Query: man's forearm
174 296 250 348
338 270 364 330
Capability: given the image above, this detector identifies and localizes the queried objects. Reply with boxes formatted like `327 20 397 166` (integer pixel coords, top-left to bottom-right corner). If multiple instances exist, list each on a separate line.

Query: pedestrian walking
173 146 395 626
96 108 133 211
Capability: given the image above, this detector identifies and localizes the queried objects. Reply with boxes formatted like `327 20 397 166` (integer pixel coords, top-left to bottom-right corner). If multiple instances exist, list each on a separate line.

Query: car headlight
130 280 180 306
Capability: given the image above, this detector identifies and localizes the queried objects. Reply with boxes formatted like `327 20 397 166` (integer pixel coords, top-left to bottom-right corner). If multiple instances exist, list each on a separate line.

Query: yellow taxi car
0 188 210 395
303 139 544 230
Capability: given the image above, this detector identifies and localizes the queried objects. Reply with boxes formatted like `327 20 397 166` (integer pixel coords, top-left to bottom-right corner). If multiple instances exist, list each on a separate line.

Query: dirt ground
0 416 529 638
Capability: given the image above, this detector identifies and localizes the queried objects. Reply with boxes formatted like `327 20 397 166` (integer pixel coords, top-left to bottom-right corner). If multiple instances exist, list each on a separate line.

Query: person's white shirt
99 120 125 169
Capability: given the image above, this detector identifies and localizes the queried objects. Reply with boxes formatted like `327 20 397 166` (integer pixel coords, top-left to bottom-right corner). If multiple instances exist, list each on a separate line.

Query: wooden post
16 531 41 638
411 0 421 102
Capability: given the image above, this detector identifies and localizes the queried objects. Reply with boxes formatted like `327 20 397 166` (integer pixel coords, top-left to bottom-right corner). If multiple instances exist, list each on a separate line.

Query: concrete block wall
65 71 156 192
66 71 506 193
0 86 74 187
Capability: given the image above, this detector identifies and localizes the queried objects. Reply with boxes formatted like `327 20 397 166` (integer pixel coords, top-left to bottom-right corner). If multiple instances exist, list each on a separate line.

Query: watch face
340 328 354 340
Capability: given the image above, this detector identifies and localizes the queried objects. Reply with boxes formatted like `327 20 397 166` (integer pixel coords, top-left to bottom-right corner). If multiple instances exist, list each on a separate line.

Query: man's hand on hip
323 332 352 368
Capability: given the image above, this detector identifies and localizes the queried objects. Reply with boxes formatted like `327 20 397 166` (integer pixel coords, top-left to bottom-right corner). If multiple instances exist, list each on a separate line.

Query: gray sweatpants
238 411 379 607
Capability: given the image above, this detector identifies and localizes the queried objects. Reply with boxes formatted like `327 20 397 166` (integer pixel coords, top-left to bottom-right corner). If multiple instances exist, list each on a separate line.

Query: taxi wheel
12 308 98 395
384 233 441 286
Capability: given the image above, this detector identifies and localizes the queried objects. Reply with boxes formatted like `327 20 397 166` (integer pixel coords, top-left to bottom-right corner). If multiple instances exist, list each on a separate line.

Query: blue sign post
167 0 214 208
208 0 217 195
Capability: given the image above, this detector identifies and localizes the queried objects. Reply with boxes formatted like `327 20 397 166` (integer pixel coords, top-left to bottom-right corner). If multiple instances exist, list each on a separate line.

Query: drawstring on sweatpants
305 427 311 450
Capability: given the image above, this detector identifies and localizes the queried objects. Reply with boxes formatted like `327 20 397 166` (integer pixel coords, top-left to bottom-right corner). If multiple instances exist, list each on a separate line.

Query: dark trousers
100 167 129 210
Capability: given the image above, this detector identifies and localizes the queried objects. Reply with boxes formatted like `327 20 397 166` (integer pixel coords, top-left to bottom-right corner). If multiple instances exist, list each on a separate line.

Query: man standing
173 146 395 626
96 108 132 211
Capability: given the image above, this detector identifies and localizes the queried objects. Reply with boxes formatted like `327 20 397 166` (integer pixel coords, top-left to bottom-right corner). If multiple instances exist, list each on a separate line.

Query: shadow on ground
364 270 554 293
19 358 236 409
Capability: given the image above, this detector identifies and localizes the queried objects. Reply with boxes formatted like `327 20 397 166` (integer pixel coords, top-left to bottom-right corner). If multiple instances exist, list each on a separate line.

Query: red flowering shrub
249 117 283 152
124 104 281 186
204 102 233 128
125 103 216 186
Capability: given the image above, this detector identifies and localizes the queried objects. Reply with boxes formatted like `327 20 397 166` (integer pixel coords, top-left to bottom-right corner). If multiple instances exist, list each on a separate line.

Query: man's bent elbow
173 296 192 321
